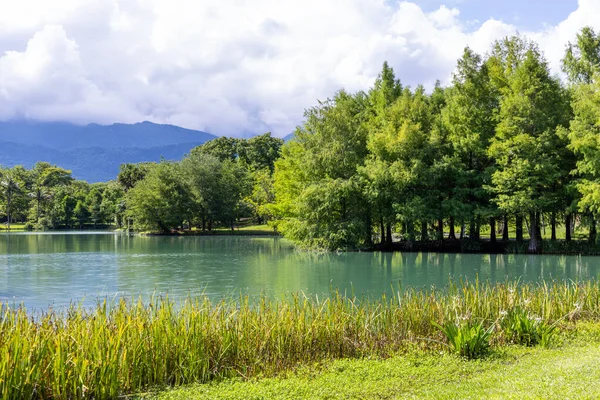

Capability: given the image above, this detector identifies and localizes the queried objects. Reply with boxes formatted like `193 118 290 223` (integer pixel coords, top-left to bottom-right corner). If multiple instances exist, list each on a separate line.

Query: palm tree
0 170 21 231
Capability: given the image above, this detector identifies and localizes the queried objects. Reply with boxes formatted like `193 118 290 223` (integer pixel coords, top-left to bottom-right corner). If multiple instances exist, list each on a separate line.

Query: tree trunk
528 211 541 253
421 221 428 241
473 221 481 240
460 223 465 240
407 221 415 243
208 219 212 231
516 215 524 242
550 212 557 241
502 214 509 241
437 218 444 242
536 213 542 240
469 218 476 240
565 213 572 242
589 214 596 244
489 217 496 243
449 216 456 240
386 223 393 246
365 212 373 247
6 192 11 232
380 218 385 245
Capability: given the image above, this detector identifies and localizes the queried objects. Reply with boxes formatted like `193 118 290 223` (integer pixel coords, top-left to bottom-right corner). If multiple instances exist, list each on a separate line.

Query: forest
0 133 283 234
2 28 600 253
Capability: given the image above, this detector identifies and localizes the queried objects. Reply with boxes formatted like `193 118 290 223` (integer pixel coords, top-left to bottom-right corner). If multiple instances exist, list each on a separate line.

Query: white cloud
0 0 598 137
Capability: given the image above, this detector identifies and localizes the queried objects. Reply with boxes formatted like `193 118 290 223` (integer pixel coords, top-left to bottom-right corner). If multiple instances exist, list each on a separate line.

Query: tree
190 137 239 162
117 163 154 191
0 168 23 230
126 161 193 233
182 152 251 230
487 37 570 252
568 79 600 216
74 200 90 229
443 47 500 241
274 90 371 250
238 133 284 172
29 162 73 224
247 168 276 225
562 26 600 85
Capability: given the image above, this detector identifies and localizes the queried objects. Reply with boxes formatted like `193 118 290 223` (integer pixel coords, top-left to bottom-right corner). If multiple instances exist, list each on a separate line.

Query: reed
1 279 599 399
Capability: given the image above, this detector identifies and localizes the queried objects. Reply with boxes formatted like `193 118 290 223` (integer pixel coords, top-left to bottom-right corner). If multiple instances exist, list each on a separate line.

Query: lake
1 232 599 310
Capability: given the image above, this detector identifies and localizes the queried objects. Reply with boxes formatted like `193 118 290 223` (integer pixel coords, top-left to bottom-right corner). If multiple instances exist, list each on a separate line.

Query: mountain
0 121 217 182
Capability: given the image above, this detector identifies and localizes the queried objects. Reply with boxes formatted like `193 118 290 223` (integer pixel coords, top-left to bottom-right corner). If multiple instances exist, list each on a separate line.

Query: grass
2 280 600 399
0 223 26 231
142 224 279 236
151 322 600 399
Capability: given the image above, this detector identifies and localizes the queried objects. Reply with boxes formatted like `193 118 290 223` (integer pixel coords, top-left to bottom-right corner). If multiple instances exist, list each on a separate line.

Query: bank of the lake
152 322 600 400
2 280 600 399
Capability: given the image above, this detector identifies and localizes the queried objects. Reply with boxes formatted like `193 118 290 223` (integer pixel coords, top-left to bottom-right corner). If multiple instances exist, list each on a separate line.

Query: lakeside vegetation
1 279 598 399
153 323 600 399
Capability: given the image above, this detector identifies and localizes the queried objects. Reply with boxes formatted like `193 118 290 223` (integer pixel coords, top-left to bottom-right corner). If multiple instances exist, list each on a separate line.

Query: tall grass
1 280 600 399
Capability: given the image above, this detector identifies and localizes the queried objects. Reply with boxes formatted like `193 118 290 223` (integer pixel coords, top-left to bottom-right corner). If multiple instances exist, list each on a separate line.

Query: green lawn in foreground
150 323 600 400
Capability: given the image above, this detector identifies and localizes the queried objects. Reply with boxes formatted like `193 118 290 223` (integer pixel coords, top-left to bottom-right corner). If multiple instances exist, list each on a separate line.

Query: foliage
562 26 600 84
435 320 492 359
500 307 557 347
126 161 194 232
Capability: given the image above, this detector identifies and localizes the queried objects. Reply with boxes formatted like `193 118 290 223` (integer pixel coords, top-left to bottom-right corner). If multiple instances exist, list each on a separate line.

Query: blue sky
0 0 596 136
413 0 579 30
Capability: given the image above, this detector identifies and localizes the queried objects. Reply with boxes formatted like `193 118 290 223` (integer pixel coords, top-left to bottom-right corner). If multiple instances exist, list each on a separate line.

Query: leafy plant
501 307 557 347
434 320 493 359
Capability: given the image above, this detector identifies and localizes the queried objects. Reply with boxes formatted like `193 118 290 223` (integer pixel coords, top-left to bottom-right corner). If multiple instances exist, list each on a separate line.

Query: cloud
0 0 597 137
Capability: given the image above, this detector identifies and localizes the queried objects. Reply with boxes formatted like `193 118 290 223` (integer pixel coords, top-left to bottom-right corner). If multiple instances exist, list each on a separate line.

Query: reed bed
2 280 600 399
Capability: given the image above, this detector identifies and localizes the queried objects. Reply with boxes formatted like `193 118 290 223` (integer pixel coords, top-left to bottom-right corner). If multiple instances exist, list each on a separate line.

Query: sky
0 0 594 138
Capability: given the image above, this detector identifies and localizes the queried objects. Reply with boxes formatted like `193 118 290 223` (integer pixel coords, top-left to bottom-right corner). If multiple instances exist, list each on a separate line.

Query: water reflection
1 232 599 310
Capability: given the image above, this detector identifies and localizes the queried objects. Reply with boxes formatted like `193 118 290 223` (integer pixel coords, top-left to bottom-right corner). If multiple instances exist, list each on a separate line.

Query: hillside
0 121 217 182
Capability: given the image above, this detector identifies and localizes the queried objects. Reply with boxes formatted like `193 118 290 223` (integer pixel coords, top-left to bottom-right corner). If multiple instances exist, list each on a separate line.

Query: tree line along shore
4 28 600 254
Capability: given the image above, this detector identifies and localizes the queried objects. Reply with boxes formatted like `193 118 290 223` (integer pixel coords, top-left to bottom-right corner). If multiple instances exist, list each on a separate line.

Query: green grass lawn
150 322 600 400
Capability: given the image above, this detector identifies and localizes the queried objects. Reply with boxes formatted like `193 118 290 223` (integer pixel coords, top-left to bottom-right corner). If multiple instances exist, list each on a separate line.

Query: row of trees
272 28 600 252
0 162 124 230
0 134 283 233
116 133 283 232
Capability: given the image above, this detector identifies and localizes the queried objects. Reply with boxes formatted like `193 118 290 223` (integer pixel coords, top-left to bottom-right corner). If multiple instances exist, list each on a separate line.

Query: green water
1 232 599 310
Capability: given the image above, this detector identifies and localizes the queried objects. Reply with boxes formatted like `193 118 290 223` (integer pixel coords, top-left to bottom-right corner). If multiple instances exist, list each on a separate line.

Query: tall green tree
126 161 193 233
443 47 499 240
487 37 570 252
0 167 24 230
274 90 371 250
562 26 600 85
182 152 251 230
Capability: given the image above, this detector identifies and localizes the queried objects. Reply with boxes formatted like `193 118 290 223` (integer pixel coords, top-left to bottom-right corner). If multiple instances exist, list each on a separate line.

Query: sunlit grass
1 280 599 399
0 223 26 231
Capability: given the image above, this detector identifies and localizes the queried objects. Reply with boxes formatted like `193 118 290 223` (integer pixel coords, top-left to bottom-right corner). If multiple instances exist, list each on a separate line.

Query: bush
435 320 492 359
23 222 34 231
34 217 54 231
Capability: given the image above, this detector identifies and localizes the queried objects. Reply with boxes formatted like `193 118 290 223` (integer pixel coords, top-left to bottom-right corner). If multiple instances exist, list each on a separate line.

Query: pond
1 232 599 310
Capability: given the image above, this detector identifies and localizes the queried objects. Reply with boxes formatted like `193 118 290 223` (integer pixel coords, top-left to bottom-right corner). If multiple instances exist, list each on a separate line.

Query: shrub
501 307 557 347
435 320 492 359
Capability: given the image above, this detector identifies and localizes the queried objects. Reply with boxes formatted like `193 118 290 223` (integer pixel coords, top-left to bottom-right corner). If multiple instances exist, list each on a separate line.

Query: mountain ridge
0 120 218 182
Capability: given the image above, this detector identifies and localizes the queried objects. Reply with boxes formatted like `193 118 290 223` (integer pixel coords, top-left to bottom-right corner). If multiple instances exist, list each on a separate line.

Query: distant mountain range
0 121 217 182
